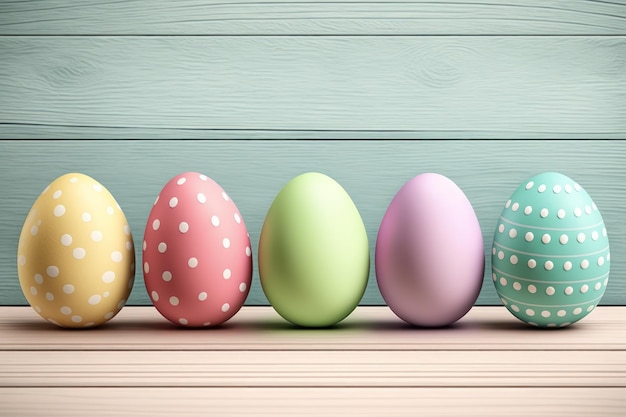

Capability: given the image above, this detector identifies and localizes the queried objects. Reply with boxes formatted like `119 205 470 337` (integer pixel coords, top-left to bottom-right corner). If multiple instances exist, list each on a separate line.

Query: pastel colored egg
17 173 135 328
492 172 610 328
143 172 252 327
259 172 369 327
376 173 484 327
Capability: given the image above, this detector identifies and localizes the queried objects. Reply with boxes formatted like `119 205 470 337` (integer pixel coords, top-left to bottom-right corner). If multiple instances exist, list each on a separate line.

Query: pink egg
143 173 252 327
375 173 484 327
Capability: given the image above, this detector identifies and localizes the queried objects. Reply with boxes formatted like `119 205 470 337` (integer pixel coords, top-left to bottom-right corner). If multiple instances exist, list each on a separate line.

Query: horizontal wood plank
1 140 625 305
1 307 625 351
1 36 625 139
2 387 625 417
1 0 625 35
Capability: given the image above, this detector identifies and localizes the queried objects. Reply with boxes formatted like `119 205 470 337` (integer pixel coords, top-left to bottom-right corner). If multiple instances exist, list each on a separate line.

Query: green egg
259 172 369 327
492 172 610 328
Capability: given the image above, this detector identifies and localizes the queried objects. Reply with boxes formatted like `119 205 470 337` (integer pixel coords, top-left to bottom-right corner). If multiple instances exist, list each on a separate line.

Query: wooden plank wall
1 1 625 306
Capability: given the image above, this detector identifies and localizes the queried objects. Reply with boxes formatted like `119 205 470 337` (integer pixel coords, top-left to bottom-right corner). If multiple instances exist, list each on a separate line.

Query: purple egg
375 173 484 327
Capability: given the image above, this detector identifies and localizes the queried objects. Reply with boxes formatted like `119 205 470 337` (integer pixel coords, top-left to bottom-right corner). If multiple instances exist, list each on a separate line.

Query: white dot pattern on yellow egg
17 173 135 328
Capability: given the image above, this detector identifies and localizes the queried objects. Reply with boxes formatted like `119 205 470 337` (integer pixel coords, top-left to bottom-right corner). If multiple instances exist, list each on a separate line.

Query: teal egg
492 172 609 328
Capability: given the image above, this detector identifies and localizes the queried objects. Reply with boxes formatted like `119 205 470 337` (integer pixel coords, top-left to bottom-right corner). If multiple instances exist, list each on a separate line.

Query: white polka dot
546 286 555 296
221 303 230 312
246 246 251 257
69 177 78 183
126 241 132 251
574 183 581 191
60 234 72 246
528 259 537 269
594 282 602 291
528 285 537 294
73 247 86 259
509 255 518 265
499 277 507 286
557 310 566 317
179 318 188 325
581 259 589 269
234 213 241 223
223 238 230 249
553 185 562 194
30 225 38 236
117 299 126 309
111 251 122 262
565 184 573 193
492 273 497 281
513 282 522 291
88 295 101 305
526 309 535 316
63 284 74 294
544 260 554 271
598 256 605 266
540 208 549 218
498 224 505 233
178 222 189 233
151 291 159 301
222 191 229 201
188 257 198 268
511 202 519 212
60 306 71 315
573 307 582 315
565 286 574 295
34 274 43 284
592 202 598 210
538 184 546 193
509 229 517 239
53 205 66 217
143 262 150 273
106 206 114 215
152 219 160 231
203 322 212 327
500 298 508 306
585 205 592 215
198 292 208 301
581 284 589 294
45 292 54 301
162 271 172 282
211 216 220 227
82 212 91 222
197 193 206 204
587 305 595 313
511 304 520 312
142 240 147 251
223 268 232 279
177 177 187 185
577 233 586 243
153 196 160 206
541 310 551 318
199 174 208 181
602 228 607 237
47 266 59 277
123 225 130 236
52 190 62 199
91 230 103 242
524 206 532 215
158 242 167 253
169 197 178 208
525 232 534 242
93 184 103 192
104 312 114 320
560 234 568 245
492 247 496 255
239 283 247 292
525 181 534 190
169 296 179 306
498 251 504 260
71 315 82 323
607 253 611 262
564 261 572 271
505 200 511 208
30 286 37 295
591 231 599 241
557 209 566 219
574 207 582 217
542 234 551 244
34 306 41 313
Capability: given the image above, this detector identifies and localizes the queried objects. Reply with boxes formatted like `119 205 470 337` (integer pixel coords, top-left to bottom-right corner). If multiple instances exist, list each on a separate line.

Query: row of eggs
17 171 610 329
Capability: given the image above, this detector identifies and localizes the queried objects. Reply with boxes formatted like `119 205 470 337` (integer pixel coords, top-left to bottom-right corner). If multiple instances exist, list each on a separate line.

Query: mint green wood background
1 1 625 305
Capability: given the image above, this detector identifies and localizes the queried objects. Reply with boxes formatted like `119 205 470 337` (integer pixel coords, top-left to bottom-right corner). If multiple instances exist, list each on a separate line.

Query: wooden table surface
1 306 625 416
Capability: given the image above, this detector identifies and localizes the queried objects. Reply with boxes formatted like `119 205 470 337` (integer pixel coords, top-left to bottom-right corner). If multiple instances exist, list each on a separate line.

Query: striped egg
492 172 609 328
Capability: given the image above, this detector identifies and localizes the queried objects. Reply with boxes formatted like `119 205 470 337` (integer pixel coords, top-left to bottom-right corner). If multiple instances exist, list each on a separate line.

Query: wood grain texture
1 36 625 139
1 0 625 35
2 387 625 417
1 140 625 305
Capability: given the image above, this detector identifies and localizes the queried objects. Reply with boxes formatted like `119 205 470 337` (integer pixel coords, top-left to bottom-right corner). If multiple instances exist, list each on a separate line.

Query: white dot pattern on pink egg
143 173 252 327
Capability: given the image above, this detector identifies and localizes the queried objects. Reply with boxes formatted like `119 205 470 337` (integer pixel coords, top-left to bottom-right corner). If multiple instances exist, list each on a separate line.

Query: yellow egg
17 173 135 328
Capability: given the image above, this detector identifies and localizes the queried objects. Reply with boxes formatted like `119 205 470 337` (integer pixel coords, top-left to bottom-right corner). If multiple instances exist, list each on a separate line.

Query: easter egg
259 172 369 327
17 173 135 328
376 173 484 327
143 172 252 327
492 172 610 328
